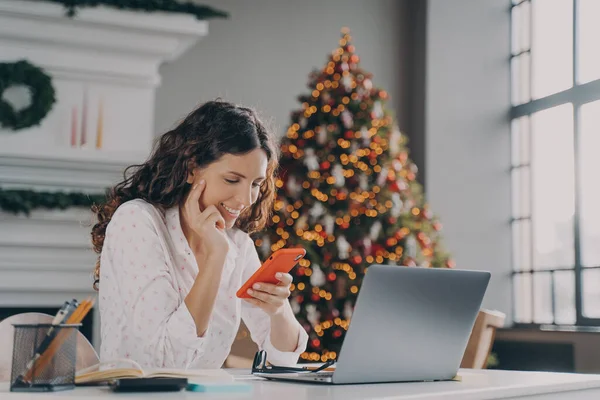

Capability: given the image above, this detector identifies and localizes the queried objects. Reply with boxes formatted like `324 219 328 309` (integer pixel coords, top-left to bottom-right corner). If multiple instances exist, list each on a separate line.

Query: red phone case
236 248 306 298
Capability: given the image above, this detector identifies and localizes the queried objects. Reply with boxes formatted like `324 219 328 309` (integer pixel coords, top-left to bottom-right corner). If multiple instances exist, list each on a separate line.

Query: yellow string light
303 130 314 139
299 259 310 267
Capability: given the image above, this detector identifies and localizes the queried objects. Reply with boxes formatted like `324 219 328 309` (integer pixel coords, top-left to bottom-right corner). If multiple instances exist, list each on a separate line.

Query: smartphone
111 378 188 392
236 248 306 298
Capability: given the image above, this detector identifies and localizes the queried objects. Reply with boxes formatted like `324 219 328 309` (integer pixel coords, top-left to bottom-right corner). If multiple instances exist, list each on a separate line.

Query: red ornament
320 231 328 238
333 330 342 338
389 181 400 192
311 338 321 348
296 295 304 303
297 268 305 276
327 272 336 281
311 294 320 302
297 139 306 147
320 161 331 170
372 244 385 255
344 130 354 139
341 222 349 229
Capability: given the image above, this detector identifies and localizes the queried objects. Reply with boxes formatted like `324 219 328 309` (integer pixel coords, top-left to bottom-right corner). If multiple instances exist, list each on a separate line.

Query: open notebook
75 359 233 385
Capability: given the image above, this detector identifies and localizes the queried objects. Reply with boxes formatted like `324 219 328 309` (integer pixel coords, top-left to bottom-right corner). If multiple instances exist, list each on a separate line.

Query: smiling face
187 149 268 229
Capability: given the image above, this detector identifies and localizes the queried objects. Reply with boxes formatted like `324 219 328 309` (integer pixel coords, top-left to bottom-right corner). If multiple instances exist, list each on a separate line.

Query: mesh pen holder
10 323 81 392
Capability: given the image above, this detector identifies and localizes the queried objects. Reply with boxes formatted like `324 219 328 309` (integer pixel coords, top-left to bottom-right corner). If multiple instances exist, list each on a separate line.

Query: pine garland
0 188 106 216
43 0 229 20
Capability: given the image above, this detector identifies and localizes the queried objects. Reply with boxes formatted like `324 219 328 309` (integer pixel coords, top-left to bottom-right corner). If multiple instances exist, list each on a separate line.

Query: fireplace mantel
0 0 210 348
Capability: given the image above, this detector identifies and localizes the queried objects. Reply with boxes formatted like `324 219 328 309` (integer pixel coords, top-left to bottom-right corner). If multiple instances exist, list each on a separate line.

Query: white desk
2 369 600 399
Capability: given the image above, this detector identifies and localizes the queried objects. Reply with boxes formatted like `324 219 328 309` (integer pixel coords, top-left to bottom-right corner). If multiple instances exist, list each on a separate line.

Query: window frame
510 0 600 327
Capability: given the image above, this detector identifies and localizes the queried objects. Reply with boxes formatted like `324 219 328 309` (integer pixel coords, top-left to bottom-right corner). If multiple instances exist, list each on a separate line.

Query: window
511 0 600 326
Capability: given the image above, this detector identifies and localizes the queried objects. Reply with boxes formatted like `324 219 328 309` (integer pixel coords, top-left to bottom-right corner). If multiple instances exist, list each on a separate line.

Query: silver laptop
254 264 490 384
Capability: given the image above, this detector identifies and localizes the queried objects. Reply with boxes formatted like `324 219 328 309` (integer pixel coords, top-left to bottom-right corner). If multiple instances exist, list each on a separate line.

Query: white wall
426 0 512 320
155 0 411 138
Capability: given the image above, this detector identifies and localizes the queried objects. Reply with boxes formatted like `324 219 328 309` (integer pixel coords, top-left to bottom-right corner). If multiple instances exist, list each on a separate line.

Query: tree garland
44 0 229 20
0 60 56 131
0 188 106 216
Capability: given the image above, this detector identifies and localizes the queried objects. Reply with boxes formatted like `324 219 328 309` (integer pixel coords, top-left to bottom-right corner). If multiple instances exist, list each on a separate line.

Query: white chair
0 312 99 382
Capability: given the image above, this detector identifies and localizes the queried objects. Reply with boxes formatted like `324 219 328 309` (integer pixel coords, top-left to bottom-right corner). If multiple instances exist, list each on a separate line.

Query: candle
80 88 88 147
96 99 103 149
71 106 78 147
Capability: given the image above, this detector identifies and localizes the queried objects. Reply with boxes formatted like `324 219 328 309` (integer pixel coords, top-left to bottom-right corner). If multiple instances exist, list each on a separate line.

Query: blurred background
1 0 599 374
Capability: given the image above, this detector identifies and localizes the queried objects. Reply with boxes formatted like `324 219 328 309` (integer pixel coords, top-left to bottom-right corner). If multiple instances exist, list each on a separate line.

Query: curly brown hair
90 100 280 290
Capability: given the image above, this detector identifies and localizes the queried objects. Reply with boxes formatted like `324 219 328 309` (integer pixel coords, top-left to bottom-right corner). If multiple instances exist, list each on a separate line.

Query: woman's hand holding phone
238 248 306 316
182 176 229 257
243 272 293 316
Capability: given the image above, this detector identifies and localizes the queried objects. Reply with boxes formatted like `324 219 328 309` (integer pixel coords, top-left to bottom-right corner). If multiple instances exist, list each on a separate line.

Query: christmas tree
254 28 453 363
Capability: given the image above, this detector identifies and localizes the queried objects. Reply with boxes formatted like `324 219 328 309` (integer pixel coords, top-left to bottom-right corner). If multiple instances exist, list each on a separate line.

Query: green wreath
0 60 56 131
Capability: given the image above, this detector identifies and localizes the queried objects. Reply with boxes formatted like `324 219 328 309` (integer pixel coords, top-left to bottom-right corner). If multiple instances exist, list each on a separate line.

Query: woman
91 100 308 369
